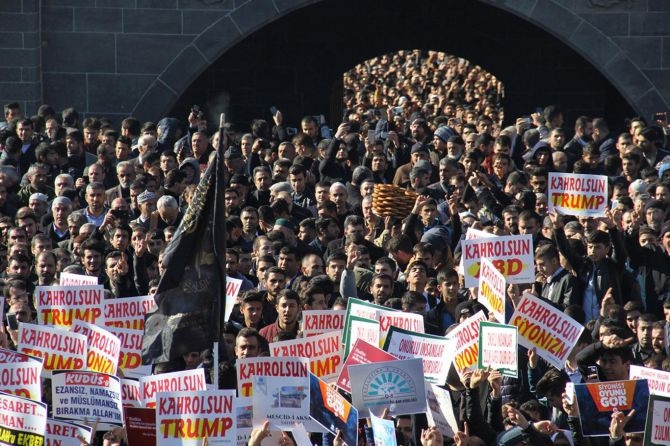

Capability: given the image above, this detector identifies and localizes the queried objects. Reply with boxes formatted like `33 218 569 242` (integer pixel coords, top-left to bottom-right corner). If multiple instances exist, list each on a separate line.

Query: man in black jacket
535 243 581 309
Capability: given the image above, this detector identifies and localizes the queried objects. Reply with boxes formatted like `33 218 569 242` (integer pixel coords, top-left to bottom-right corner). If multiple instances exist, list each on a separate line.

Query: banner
343 298 386 347
271 331 342 382
51 370 123 425
458 228 496 275
630 365 670 398
337 339 397 393
510 293 584 369
17 324 87 375
46 418 92 446
59 272 98 286
644 394 670 446
574 379 649 436
478 322 518 378
302 310 346 337
72 320 121 375
0 392 47 446
104 295 156 331
142 152 227 364
107 326 150 379
346 316 380 357
224 277 243 322
250 357 311 429
382 327 451 385
425 384 458 438
478 258 506 322
139 369 206 408
309 373 358 446
124 407 156 446
378 310 424 346
36 285 104 327
157 390 236 446
0 360 42 400
448 310 487 378
121 379 141 408
461 234 534 287
369 410 397 446
349 358 427 416
548 172 608 217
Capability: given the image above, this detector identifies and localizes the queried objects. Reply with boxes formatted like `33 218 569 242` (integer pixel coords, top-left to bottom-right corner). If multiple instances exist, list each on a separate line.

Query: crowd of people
0 47 669 446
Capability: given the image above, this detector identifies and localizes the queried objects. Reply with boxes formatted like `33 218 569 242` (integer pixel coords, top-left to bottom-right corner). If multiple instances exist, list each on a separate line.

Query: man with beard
259 289 301 343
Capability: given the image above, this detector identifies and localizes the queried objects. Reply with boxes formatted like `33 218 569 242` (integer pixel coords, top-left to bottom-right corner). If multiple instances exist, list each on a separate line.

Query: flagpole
213 113 226 389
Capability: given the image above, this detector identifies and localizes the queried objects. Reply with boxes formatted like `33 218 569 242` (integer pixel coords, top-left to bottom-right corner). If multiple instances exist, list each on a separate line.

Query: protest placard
0 392 47 446
378 310 424 346
121 379 141 407
301 310 346 337
574 379 649 436
17 324 87 376
369 410 397 446
346 315 380 357
234 397 281 446
337 339 397 393
59 272 99 286
139 368 206 408
548 172 608 217
343 298 386 347
51 370 123 425
478 322 518 378
349 358 427 416
124 407 156 446
382 326 451 385
0 360 42 400
448 310 487 378
224 276 244 322
237 358 263 398
46 418 92 446
0 347 41 364
157 390 236 446
478 258 506 322
461 234 534 287
457 228 496 275
271 331 342 382
106 326 150 379
309 373 358 446
425 384 458 438
630 365 670 398
644 394 670 446
250 357 312 430
72 320 121 375
510 293 584 369
36 285 104 327
103 295 156 331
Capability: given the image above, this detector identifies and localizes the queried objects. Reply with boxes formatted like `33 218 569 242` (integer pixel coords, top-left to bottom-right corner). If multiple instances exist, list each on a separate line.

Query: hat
645 199 665 212
274 218 296 232
629 179 648 194
659 162 670 179
410 143 428 155
433 126 454 143
29 192 48 203
497 427 525 446
413 160 432 172
137 190 156 204
398 96 409 105
224 148 242 160
458 211 479 221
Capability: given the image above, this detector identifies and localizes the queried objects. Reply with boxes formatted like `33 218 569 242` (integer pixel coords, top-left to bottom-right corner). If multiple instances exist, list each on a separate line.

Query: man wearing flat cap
131 190 158 230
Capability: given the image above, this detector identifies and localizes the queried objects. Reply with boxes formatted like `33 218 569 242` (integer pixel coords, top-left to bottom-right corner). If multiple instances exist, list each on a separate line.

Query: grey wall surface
0 0 668 125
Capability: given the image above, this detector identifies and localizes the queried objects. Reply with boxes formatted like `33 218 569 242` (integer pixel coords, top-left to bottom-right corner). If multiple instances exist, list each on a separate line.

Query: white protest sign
121 378 141 408
425 384 458 438
106 326 150 379
630 365 670 397
157 390 236 446
271 331 342 382
448 310 487 378
461 234 534 287
17 324 87 376
72 320 121 375
0 360 42 400
510 293 584 369
36 285 105 327
46 418 93 446
478 258 506 322
301 310 346 337
548 172 608 217
382 326 451 385
645 395 670 445
378 310 424 346
347 316 380 355
0 392 47 446
225 277 243 322
139 368 206 408
369 410 397 446
458 228 496 275
477 322 518 378
51 370 123 425
235 398 281 446
103 295 156 330
59 272 98 286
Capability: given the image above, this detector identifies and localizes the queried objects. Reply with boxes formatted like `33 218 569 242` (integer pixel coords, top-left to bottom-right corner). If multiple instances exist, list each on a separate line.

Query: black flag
141 152 226 365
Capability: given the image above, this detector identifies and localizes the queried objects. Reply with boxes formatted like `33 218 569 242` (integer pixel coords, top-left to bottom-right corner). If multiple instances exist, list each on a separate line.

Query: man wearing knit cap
131 190 157 230
28 192 49 220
